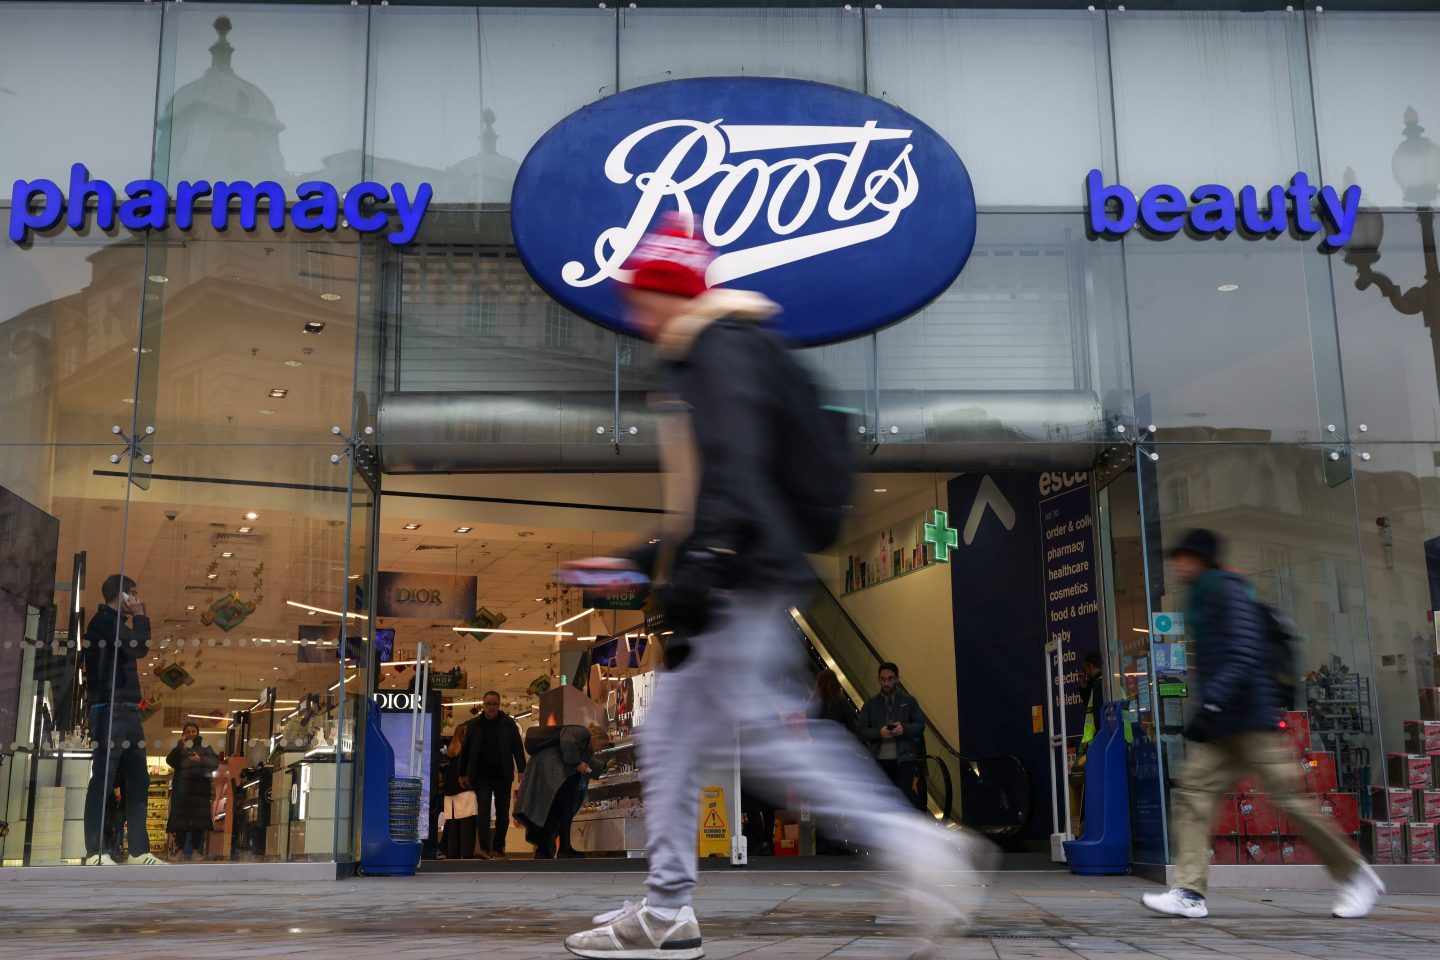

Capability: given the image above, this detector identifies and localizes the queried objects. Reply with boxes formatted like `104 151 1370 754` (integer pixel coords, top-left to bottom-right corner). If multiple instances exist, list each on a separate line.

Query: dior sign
511 78 977 345
376 572 477 621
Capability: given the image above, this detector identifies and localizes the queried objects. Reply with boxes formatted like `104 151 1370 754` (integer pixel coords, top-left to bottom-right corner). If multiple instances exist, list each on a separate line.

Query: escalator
790 578 1035 847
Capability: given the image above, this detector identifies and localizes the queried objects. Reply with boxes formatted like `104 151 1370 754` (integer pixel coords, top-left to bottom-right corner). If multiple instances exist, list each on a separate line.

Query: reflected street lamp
1345 108 1440 384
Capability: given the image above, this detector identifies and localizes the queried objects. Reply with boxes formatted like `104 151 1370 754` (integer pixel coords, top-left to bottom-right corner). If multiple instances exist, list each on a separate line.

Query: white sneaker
129 852 166 865
591 899 643 925
82 853 119 866
565 902 702 959
1333 863 1385 919
1143 888 1208 918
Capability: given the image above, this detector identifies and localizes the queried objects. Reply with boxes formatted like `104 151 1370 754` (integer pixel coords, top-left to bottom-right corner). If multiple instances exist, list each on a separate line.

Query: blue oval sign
511 78 976 346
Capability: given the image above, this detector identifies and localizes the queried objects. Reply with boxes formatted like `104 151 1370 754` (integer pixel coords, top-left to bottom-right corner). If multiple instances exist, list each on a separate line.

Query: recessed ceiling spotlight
238 526 253 534
454 526 472 534
186 605 196 611
284 359 304 368
1217 283 1239 292
207 573 218 580
534 597 544 602
221 551 234 558
131 346 153 354
258 409 276 416
518 531 534 538
319 293 342 302
268 388 289 399
873 487 888 493
244 512 259 521
303 321 326 335
403 523 421 531
147 274 168 284
307 610 317 616
121 398 136 404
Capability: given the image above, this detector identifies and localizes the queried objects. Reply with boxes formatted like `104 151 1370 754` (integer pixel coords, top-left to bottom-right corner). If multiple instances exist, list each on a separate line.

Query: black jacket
83 605 151 706
629 290 814 593
460 712 526 784
1188 568 1281 739
166 734 219 833
857 691 927 763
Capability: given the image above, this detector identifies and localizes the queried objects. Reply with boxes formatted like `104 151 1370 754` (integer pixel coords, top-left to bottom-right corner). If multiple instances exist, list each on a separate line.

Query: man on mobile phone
858 662 927 810
81 574 164 865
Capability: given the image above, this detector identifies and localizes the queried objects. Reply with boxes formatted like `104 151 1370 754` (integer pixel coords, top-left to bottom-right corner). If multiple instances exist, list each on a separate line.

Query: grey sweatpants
639 591 945 909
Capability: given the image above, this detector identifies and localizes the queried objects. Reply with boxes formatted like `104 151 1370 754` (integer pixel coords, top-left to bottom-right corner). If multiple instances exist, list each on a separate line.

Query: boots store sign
376 572 478 621
510 77 977 346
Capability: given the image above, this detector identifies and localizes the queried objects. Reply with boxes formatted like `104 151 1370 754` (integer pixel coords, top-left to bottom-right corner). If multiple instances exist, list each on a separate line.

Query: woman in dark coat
515 723 609 859
166 723 219 861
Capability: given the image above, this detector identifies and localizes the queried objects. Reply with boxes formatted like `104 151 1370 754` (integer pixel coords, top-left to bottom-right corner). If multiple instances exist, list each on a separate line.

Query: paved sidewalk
2 867 1438 960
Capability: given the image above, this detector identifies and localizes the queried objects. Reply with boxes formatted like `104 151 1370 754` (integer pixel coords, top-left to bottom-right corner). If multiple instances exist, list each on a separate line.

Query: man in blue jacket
1143 530 1381 920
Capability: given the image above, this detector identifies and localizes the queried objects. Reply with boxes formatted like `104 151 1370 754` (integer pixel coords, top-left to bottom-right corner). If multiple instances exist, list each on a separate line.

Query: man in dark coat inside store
458 690 526 858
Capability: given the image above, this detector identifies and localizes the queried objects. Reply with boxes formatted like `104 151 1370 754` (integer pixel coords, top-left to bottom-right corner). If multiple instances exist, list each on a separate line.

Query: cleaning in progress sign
1040 478 1102 734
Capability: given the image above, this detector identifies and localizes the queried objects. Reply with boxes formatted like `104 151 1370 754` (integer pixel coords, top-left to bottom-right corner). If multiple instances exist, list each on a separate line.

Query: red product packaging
1302 751 1338 793
1208 837 1238 865
1416 790 1440 823
1279 837 1318 865
1404 720 1440 756
1405 822 1438 864
1372 787 1415 823
1387 753 1434 790
1239 793 1281 836
1211 794 1239 835
1242 838 1279 864
1320 792 1361 834
1361 822 1404 865
1280 711 1311 754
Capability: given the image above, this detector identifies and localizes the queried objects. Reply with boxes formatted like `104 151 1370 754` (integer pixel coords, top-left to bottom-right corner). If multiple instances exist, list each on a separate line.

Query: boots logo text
511 78 977 346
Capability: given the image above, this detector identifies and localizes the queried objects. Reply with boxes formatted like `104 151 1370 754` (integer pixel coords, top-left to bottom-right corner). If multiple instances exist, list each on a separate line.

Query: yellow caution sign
697 785 730 858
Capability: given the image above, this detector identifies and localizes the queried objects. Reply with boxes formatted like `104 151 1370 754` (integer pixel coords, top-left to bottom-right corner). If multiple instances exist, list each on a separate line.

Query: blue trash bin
1062 701 1131 875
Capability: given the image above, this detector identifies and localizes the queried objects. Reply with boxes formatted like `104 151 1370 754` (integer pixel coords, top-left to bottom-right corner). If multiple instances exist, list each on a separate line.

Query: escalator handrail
954 751 1035 836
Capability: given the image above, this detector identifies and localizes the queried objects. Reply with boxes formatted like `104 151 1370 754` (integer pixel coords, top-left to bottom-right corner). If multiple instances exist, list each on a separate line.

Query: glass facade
2 1 1440 876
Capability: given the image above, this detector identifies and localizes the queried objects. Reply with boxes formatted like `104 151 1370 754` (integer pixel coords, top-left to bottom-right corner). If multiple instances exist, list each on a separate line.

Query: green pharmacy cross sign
923 509 959 563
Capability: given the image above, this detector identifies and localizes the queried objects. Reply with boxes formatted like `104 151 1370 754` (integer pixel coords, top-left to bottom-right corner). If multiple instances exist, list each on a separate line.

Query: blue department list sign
1040 481 1102 734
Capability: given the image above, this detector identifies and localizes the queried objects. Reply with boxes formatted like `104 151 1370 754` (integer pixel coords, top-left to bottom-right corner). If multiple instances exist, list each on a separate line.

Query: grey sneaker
81 853 119 866
129 852 166 865
565 901 703 959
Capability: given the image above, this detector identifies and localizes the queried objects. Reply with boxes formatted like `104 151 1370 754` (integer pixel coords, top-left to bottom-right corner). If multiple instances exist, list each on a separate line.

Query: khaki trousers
1172 729 1364 895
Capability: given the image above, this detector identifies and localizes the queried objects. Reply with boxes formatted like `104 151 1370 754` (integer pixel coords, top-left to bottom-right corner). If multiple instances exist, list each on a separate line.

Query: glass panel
877 213 1131 448
1141 443 1375 867
0 448 134 866
1110 11 1308 191
1335 210 1440 443
121 443 354 862
0 234 148 445
1126 231 1337 443
138 229 359 447
865 8 1113 208
1310 12 1440 210
619 8 863 91
1351 443 1439 801
367 6 617 206
0 1 162 187
157 3 367 190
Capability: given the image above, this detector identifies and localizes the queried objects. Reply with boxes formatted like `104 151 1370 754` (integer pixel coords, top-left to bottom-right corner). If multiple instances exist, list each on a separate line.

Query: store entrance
370 462 1142 866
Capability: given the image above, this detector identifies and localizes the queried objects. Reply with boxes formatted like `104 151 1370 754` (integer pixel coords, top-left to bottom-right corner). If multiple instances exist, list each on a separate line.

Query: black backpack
1256 600 1301 709
760 334 857 553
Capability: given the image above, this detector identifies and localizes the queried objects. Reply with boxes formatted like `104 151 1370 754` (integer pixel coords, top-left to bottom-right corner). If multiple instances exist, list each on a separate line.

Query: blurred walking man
562 215 987 960
1143 529 1382 920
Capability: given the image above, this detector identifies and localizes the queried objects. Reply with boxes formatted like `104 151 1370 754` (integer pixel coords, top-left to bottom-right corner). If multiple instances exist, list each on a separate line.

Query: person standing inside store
562 215 986 960
458 691 525 859
440 720 480 859
1143 529 1383 920
82 574 165 865
515 722 609 859
858 662 927 810
165 722 218 861
1078 652 1104 750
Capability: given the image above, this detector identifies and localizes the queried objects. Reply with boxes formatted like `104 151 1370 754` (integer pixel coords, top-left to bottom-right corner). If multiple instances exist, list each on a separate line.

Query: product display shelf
145 769 169 854
575 738 644 854
1307 676 1373 735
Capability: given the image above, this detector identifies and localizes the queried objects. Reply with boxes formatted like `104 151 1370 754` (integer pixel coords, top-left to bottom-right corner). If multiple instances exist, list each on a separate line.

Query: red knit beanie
620 212 714 298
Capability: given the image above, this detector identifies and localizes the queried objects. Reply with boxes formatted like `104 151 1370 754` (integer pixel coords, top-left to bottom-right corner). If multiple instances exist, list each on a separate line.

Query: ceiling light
556 609 595 628
403 522 421 531
873 487 888 493
207 573 218 580
268 388 288 399
147 274 168 284
258 409 276 416
244 512 259 521
319 293 342 301
303 321 326 335
284 359 304 367
453 627 573 637
286 599 367 620
1217 283 1239 292
454 526 472 534
535 597 544 602
221 551 234 558
131 346 152 354
121 398 135 404
307 610 317 616
238 526 252 534
186 605 196 611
